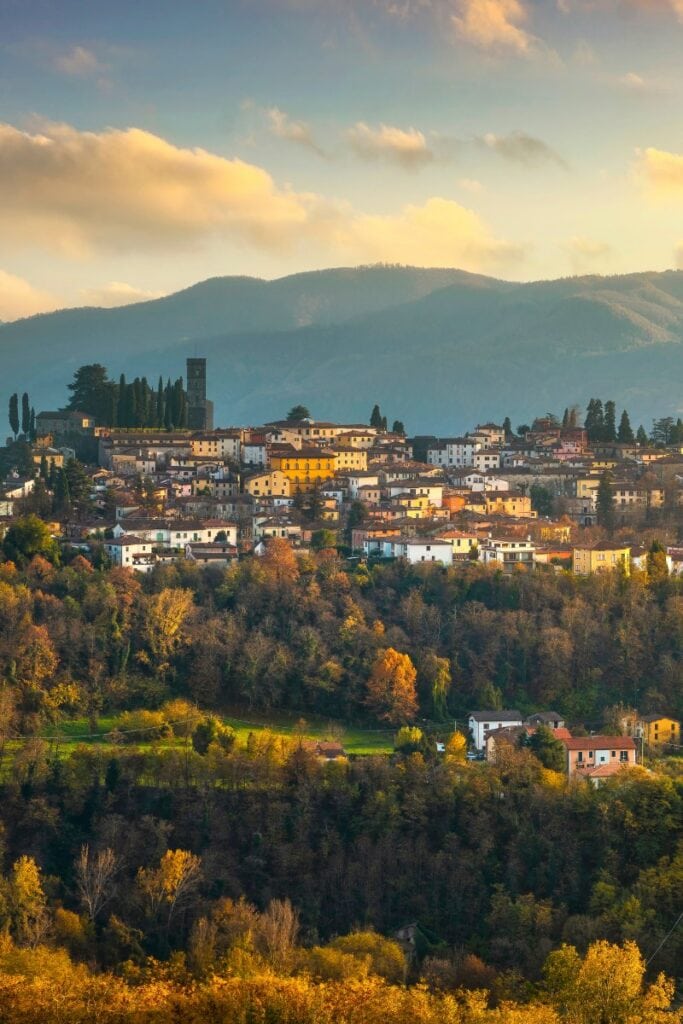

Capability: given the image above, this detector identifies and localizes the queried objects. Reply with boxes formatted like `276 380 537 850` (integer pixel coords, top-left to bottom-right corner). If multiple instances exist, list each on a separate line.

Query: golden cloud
347 122 434 168
452 0 542 56
334 196 523 268
0 121 312 256
636 147 683 196
0 270 60 322
0 120 519 273
266 107 325 155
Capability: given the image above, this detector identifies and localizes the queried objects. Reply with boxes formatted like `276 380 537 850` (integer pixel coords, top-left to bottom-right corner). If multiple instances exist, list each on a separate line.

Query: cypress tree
617 409 634 443
604 400 617 443
596 470 615 532
29 407 35 440
117 374 127 427
157 376 165 428
21 393 30 436
370 404 382 429
8 393 19 438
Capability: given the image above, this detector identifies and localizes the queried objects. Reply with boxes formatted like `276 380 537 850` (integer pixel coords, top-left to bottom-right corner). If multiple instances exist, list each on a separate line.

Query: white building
479 536 535 572
427 437 482 468
104 535 156 573
468 710 523 751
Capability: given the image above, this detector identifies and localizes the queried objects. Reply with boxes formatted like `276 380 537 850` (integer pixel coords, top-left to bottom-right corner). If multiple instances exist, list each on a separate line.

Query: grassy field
32 709 396 758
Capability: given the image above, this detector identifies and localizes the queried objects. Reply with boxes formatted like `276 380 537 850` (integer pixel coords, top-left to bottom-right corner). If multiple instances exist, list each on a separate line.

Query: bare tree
76 845 119 923
257 898 300 971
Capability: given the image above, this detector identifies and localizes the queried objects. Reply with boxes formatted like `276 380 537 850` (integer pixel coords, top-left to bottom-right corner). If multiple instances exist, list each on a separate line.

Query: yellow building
572 541 631 575
333 446 368 472
637 715 679 749
243 469 290 498
483 491 535 518
32 448 65 469
269 444 337 494
576 477 601 500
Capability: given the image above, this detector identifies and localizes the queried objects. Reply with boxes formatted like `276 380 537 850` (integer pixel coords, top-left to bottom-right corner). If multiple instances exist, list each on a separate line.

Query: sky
1 0 683 320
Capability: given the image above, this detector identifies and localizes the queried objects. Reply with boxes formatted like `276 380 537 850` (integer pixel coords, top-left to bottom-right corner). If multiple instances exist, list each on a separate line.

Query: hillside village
3 358 683 578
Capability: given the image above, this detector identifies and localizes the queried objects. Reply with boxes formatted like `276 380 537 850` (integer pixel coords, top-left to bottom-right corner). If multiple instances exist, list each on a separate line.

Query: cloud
347 122 434 168
482 131 566 166
79 282 166 308
266 107 325 155
54 45 104 77
617 71 647 89
458 177 485 192
451 0 545 56
0 270 60 321
0 119 518 274
635 147 683 196
0 120 313 256
564 236 613 274
335 196 523 268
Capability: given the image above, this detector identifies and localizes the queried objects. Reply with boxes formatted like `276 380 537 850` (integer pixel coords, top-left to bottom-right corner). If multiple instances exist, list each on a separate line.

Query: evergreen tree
584 398 604 442
370 404 383 429
596 470 615 532
124 383 137 428
117 374 127 428
603 400 616 442
29 407 35 440
381 416 387 432
39 453 49 483
651 417 674 446
561 408 569 429
67 364 114 421
502 416 512 439
636 424 648 445
286 405 310 422
21 393 30 436
617 409 634 443
8 393 19 438
157 376 165 428
53 468 71 516
164 379 174 430
391 420 405 436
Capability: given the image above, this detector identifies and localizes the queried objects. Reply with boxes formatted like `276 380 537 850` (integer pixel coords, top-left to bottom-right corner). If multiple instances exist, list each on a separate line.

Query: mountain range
2 265 683 434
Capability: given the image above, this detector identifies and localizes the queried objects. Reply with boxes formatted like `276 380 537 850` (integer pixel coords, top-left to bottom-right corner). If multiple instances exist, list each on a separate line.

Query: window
620 750 629 762
577 751 583 762
611 750 616 757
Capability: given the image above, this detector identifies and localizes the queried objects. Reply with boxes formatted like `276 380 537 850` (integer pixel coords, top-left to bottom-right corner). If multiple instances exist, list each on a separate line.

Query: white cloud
618 71 647 89
452 0 545 57
54 46 104 77
79 282 166 308
266 107 325 155
347 121 434 168
458 177 485 192
0 270 60 321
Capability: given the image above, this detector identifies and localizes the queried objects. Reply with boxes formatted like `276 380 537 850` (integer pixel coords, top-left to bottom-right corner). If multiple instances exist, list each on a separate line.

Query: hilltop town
3 358 683 579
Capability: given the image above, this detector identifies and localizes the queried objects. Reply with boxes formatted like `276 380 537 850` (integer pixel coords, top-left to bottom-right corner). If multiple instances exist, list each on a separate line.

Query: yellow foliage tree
366 648 418 725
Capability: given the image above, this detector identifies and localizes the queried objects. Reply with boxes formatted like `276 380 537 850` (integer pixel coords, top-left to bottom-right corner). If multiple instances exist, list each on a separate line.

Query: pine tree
562 408 569 429
21 393 30 436
164 379 174 430
617 409 634 443
381 415 387 432
29 407 35 440
370 404 382 429
53 468 71 516
392 420 405 436
636 424 648 445
584 398 604 442
8 393 19 438
502 416 512 438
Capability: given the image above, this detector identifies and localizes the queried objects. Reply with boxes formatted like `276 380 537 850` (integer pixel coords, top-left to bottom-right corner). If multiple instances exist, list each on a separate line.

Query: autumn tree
9 856 50 947
137 849 202 936
366 647 418 724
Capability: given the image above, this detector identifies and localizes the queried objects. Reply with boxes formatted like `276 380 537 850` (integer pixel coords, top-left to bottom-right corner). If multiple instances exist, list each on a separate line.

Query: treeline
66 363 188 428
1 534 682 735
0 737 680 1001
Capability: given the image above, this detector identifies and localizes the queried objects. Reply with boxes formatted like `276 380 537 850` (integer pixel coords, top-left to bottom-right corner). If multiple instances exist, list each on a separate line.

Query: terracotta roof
562 735 636 750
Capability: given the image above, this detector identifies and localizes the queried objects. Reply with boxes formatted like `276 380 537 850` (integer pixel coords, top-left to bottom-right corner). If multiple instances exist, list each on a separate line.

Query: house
184 542 238 568
572 541 631 576
395 538 453 566
479 536 535 572
36 410 96 436
468 710 523 751
636 715 679 749
242 469 290 498
104 535 156 572
434 529 478 559
525 711 565 730
560 735 637 778
485 725 531 761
